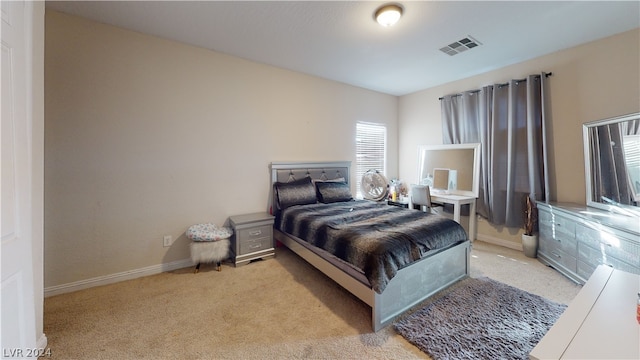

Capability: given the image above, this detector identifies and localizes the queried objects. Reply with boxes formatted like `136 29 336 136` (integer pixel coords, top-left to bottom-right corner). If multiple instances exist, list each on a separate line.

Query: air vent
439 36 482 56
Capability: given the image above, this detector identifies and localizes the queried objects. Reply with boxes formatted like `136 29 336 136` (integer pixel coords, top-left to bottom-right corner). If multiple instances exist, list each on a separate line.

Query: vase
522 234 538 258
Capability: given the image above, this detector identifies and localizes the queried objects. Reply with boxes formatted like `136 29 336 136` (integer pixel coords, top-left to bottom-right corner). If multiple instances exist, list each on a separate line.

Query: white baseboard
44 258 194 297
37 333 48 350
476 233 523 251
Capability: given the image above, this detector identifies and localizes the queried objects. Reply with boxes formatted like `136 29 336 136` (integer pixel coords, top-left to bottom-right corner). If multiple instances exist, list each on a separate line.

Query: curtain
441 74 549 228
588 122 636 205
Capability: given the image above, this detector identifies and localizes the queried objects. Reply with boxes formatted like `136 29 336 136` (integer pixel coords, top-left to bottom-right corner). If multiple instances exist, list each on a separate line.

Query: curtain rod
438 72 553 100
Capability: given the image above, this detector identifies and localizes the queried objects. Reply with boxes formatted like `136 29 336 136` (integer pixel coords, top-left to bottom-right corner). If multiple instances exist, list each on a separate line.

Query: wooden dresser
536 202 639 284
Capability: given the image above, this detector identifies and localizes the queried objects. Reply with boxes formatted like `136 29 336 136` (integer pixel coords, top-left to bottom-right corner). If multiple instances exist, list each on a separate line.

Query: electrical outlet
163 235 172 247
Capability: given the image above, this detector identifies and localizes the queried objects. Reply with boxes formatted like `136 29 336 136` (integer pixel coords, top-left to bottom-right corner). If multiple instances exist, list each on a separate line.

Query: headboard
269 161 352 213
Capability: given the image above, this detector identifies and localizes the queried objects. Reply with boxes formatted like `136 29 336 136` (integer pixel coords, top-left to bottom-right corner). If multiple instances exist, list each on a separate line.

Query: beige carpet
43 241 582 359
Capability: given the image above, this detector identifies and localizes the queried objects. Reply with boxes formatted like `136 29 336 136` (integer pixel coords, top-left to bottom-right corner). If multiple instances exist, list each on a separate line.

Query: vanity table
417 143 481 242
430 193 477 241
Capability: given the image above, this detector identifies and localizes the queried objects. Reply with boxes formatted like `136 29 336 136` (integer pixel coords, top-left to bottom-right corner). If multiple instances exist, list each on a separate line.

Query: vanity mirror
417 143 480 197
583 112 640 215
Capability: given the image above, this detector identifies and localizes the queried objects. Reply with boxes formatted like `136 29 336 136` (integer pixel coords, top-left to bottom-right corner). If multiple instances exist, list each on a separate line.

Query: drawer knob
249 230 262 236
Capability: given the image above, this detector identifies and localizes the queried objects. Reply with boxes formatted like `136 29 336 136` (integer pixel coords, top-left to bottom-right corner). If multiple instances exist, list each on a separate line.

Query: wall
44 11 398 291
399 28 640 248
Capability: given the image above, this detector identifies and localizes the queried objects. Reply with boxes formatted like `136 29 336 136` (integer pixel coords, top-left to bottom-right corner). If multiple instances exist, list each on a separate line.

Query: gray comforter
276 200 467 293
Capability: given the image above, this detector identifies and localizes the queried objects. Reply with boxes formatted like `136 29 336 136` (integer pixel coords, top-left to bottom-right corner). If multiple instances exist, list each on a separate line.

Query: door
1 0 38 356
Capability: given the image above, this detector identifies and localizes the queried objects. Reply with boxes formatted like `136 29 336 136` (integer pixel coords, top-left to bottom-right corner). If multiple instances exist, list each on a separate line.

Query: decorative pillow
275 176 317 209
312 177 346 185
315 181 353 203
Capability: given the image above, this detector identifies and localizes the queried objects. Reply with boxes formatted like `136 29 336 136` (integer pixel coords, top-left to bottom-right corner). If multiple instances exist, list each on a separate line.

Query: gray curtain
588 120 639 205
441 74 549 228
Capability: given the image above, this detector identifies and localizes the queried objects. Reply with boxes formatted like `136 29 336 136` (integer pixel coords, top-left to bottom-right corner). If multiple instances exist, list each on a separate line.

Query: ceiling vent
439 36 482 56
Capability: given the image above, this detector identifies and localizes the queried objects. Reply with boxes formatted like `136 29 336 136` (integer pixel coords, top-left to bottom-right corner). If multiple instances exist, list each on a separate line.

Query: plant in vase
522 194 539 258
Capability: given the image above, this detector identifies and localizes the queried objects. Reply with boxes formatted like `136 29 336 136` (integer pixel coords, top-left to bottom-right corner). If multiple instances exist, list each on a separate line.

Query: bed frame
270 161 471 331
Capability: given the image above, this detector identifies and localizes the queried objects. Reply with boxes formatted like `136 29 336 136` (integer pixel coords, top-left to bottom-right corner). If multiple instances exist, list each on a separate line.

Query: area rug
394 277 567 360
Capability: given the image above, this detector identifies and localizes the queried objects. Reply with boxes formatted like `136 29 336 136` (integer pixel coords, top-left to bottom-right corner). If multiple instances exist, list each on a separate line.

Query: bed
270 161 471 331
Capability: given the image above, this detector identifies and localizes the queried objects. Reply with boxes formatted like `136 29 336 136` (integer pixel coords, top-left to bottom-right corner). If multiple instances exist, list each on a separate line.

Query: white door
1 0 38 357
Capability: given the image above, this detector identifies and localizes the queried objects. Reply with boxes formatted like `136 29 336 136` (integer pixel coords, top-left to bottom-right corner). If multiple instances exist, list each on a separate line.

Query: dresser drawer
539 210 576 244
539 225 577 256
576 224 640 268
577 242 639 275
541 248 577 273
237 225 272 243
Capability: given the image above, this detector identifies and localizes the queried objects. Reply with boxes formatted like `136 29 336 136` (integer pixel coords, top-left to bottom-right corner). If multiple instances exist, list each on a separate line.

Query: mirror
417 143 480 197
583 112 640 214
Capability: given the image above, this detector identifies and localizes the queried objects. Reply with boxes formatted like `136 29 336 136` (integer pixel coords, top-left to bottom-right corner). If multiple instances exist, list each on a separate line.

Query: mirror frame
583 112 640 213
417 143 481 198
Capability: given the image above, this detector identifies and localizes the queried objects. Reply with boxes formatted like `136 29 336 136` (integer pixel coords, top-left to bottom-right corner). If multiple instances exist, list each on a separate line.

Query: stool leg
194 263 201 274
216 261 221 272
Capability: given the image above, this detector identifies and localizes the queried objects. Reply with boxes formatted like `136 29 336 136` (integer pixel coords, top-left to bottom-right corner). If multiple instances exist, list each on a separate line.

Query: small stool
186 223 233 273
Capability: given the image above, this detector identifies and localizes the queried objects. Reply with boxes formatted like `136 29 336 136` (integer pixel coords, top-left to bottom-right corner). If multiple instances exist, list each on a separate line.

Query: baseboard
476 233 523 251
44 258 194 297
37 333 48 350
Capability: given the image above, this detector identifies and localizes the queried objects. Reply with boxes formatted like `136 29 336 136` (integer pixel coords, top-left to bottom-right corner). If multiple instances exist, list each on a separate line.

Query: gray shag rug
394 277 567 360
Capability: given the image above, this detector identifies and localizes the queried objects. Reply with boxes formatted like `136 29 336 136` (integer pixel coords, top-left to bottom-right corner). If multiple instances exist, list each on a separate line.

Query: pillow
315 181 353 203
274 176 317 209
311 177 346 185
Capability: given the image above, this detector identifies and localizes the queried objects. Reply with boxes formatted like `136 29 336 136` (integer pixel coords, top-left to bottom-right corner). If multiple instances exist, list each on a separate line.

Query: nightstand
229 212 275 266
387 199 409 208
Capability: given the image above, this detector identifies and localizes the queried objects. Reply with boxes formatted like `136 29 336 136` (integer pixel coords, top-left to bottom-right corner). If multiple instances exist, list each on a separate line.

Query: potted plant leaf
522 194 538 258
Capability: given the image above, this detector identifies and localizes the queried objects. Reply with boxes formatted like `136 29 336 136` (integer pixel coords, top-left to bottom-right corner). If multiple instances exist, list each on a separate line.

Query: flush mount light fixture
375 3 403 27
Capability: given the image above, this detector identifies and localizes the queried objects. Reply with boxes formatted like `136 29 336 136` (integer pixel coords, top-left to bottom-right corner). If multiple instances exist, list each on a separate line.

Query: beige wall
44 11 398 289
45 10 640 289
399 28 640 248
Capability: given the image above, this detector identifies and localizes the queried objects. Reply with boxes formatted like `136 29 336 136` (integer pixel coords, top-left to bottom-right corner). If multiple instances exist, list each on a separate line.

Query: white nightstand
229 212 275 266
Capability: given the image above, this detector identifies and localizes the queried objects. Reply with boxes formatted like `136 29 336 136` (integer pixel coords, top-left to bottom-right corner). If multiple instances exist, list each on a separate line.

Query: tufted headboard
269 161 351 213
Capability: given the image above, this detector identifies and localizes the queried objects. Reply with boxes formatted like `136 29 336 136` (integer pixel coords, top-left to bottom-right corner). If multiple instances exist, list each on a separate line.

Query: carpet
394 277 567 360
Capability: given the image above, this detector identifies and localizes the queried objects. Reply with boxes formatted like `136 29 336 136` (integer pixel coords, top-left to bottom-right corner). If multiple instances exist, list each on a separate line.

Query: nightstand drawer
239 236 271 255
237 225 272 243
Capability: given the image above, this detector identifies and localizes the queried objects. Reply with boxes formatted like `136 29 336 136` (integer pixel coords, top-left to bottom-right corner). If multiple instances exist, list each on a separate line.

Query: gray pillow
274 176 317 209
315 182 353 203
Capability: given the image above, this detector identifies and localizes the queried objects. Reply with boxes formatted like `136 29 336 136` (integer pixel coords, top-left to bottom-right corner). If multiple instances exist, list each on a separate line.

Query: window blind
356 122 387 198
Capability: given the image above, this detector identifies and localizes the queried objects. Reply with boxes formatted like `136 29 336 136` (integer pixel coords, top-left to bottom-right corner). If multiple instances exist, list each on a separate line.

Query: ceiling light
375 4 403 27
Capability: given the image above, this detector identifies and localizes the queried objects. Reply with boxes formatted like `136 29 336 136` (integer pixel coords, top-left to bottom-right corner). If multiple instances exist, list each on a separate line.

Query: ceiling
45 1 640 96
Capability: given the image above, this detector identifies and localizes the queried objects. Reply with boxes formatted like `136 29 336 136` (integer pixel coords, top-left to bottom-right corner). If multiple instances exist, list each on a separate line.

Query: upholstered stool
186 223 233 273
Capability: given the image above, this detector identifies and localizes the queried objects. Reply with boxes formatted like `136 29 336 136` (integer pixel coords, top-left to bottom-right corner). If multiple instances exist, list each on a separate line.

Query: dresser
229 212 275 266
536 202 640 284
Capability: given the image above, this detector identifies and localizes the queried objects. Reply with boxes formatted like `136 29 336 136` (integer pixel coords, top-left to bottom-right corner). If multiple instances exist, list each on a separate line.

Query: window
356 122 387 198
